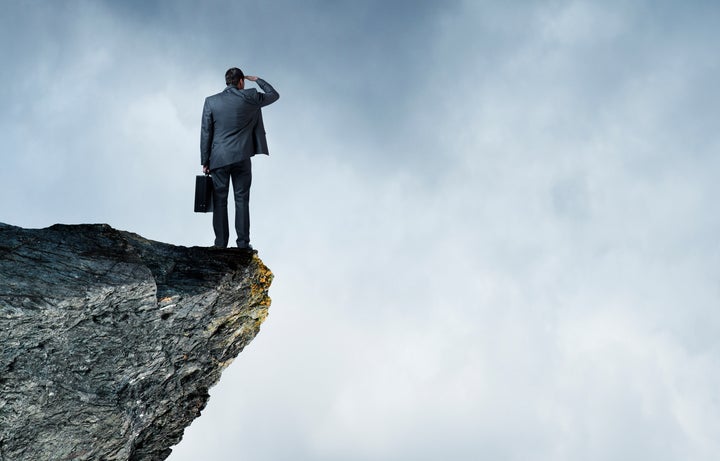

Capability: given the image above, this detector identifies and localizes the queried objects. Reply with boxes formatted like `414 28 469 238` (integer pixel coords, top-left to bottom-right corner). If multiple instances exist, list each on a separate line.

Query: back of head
225 67 244 86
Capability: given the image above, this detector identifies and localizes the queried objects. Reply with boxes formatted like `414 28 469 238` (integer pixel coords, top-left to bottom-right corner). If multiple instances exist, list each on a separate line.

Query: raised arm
245 76 279 107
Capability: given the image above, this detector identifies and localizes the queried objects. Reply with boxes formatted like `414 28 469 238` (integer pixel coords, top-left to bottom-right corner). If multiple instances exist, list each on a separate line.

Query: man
200 67 279 249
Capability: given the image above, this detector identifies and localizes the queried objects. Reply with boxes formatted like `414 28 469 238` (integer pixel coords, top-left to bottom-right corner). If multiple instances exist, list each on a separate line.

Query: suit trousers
211 159 252 248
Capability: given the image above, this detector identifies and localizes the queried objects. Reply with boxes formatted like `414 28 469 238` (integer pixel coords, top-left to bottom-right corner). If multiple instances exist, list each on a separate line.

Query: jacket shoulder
206 91 225 102
238 88 260 103
204 93 220 109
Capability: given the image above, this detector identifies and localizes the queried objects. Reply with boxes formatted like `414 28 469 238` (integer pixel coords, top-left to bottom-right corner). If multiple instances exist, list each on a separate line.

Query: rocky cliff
0 223 273 461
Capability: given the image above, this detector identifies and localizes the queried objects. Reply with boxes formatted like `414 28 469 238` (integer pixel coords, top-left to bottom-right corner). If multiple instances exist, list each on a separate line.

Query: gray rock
0 223 273 461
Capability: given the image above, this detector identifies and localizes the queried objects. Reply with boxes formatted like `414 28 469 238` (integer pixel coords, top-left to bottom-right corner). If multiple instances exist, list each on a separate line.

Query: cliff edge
0 223 273 461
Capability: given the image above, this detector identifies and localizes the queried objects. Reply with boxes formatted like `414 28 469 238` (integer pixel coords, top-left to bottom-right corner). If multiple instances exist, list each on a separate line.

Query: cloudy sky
2 0 720 459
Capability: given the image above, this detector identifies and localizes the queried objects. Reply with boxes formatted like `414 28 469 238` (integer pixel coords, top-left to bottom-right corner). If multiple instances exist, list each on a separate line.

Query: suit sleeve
200 98 213 166
254 78 280 107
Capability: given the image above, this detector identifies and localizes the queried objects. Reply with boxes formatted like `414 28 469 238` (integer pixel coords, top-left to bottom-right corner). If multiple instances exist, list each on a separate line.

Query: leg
211 166 231 248
230 159 252 248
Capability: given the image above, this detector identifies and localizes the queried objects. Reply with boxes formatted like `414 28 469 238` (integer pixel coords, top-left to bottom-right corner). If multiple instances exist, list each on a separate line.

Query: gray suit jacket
200 78 279 170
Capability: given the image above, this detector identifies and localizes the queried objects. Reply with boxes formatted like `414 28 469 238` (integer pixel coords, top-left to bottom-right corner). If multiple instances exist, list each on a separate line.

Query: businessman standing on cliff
200 67 279 249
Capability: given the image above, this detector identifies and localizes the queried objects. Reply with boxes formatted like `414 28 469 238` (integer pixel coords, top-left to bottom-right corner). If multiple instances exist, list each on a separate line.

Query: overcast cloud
1 0 720 460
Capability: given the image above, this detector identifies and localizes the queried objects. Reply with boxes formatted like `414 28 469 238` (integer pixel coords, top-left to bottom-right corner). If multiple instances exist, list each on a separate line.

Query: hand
245 75 258 82
203 165 210 175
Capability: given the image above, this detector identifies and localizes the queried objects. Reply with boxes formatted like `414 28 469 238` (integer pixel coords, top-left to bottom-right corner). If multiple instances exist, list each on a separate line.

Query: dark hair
225 67 244 86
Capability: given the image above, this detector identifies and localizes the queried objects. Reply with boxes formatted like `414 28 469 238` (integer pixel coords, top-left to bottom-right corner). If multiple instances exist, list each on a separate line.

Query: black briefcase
194 175 214 213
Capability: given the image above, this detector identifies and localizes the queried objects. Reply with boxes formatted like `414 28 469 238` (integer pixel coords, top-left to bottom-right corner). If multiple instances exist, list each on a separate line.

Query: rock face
0 223 273 461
